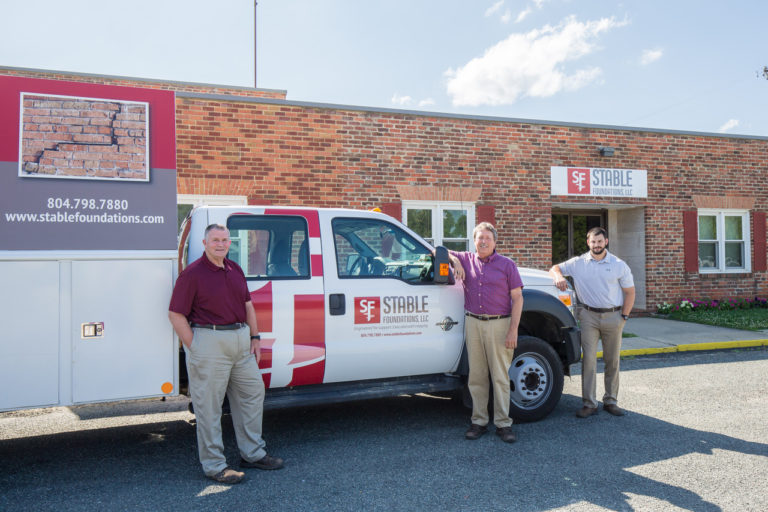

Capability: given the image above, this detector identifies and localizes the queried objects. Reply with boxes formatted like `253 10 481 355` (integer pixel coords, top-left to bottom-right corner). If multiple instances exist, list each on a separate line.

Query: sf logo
354 297 381 324
567 168 590 194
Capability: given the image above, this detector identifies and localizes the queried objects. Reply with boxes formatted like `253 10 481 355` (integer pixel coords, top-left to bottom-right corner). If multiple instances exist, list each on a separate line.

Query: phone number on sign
47 198 129 211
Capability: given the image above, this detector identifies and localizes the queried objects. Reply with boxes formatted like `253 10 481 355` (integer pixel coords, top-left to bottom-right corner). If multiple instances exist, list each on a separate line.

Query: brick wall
4 68 768 307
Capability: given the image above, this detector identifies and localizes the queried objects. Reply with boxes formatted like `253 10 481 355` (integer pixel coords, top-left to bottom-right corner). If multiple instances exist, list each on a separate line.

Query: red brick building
3 66 768 311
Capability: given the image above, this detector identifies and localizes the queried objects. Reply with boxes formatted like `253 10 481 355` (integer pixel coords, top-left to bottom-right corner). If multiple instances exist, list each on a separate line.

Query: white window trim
402 200 476 252
698 209 751 274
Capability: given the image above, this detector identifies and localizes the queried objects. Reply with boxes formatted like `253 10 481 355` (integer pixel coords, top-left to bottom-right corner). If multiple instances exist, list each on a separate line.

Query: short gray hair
204 223 228 239
473 222 497 242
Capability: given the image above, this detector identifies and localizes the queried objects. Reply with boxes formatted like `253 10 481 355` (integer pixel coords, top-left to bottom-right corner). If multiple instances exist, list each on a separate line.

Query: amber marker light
439 263 450 276
161 382 173 394
558 294 572 307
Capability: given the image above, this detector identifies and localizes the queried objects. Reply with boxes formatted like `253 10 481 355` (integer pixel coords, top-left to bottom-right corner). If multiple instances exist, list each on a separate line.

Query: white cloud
485 0 504 17
418 98 436 107
515 8 532 23
501 9 513 23
640 48 663 65
445 16 627 106
391 94 413 106
718 119 739 133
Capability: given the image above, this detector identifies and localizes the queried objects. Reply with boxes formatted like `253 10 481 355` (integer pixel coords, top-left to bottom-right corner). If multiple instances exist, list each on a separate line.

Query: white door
321 212 465 383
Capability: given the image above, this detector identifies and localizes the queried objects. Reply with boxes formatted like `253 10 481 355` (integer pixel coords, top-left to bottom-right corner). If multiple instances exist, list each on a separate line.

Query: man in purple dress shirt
449 222 524 443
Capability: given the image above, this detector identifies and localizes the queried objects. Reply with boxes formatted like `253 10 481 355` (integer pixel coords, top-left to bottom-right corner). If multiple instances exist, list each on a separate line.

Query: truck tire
508 335 564 423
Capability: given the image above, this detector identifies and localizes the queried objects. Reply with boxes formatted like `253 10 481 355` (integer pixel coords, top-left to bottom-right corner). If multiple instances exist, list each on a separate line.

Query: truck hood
518 267 557 288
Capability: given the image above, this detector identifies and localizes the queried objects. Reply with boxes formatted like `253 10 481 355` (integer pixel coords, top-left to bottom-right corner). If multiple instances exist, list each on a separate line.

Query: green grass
667 308 768 331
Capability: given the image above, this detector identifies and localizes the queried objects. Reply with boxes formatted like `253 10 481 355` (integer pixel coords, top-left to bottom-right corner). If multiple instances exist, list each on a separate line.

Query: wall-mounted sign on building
551 166 648 198
0 76 177 251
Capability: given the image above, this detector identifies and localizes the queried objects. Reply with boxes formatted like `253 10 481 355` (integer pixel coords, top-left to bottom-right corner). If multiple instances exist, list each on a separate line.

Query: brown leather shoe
240 454 285 470
209 467 245 484
464 423 488 440
603 404 625 416
576 406 599 418
495 426 517 443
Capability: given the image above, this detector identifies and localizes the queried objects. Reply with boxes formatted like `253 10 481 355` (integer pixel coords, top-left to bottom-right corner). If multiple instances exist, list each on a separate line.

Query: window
226 215 309 280
698 210 750 273
332 217 435 283
403 201 475 251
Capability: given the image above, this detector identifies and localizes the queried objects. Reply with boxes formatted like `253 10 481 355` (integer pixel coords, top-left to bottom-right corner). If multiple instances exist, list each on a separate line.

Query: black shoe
464 423 488 440
240 454 284 470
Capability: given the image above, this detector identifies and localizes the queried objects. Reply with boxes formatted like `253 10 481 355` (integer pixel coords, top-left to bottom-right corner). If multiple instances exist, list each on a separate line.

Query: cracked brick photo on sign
19 94 149 181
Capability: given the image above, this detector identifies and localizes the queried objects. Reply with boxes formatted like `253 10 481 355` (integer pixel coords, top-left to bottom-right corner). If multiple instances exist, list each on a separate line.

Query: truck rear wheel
508 335 564 422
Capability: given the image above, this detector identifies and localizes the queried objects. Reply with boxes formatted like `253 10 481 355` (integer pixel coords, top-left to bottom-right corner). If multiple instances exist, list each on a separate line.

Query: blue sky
2 0 767 136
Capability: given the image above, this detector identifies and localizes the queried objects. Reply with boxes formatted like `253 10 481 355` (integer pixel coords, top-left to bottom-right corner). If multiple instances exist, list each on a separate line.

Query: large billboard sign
0 76 177 250
550 166 648 198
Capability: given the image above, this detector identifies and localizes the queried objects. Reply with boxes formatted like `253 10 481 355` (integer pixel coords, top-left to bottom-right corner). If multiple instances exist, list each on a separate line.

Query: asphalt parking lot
1 347 767 512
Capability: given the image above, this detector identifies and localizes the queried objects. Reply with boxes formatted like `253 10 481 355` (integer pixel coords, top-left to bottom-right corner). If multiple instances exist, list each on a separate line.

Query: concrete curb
597 339 768 359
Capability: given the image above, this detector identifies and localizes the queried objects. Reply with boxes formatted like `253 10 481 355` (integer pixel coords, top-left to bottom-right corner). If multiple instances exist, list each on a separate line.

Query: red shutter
380 202 402 221
476 204 496 226
683 210 699 273
752 211 767 272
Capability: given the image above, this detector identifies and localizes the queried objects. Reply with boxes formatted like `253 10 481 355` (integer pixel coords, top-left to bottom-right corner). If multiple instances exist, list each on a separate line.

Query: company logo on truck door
354 297 381 324
354 295 430 324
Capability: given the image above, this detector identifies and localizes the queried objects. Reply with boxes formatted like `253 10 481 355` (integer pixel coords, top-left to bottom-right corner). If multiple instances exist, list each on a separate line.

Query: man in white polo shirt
549 227 635 418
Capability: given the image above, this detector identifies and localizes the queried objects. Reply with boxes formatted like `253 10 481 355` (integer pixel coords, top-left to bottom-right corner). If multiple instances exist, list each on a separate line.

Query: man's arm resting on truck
505 286 523 350
168 311 194 348
449 254 465 280
549 264 569 292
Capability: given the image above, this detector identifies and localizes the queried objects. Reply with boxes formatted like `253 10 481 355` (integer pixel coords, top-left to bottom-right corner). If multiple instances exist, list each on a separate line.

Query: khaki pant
465 315 514 428
185 326 267 477
578 309 625 408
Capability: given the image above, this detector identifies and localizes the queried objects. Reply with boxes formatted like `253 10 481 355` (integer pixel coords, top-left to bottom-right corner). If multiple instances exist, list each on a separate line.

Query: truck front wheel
508 335 564 422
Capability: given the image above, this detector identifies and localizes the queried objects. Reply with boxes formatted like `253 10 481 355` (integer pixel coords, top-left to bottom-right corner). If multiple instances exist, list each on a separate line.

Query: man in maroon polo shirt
449 222 524 443
169 224 283 484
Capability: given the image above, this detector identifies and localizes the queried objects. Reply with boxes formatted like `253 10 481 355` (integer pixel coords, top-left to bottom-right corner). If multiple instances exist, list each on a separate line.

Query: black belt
190 322 246 330
582 305 621 313
465 312 511 321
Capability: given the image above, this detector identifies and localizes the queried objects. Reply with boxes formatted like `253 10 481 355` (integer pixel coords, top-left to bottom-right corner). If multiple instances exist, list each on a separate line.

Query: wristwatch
621 314 629 321
250 334 261 340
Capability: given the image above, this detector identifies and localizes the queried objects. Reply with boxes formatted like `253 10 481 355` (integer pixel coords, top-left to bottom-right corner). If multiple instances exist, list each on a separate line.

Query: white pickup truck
179 206 581 422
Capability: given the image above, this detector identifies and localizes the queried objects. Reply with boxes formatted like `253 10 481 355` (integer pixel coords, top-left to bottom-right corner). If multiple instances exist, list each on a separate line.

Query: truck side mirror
433 246 454 285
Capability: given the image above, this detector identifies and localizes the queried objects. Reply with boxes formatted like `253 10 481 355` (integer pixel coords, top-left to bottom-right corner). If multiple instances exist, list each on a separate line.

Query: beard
590 246 605 255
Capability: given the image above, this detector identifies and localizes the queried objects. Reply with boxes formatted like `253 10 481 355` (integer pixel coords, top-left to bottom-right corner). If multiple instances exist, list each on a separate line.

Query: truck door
226 210 325 389
321 213 465 383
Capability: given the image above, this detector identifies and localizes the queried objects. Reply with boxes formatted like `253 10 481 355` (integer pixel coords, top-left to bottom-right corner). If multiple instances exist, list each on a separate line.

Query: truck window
227 215 310 280
332 217 435 283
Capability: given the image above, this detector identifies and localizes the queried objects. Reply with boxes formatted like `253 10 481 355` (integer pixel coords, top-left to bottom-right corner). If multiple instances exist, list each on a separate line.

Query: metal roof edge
175 91 768 141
